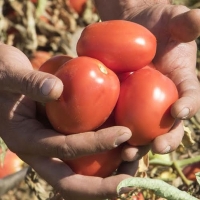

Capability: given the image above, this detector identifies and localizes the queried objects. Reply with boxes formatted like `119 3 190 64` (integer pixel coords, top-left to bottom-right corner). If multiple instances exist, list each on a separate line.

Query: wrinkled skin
1 0 200 199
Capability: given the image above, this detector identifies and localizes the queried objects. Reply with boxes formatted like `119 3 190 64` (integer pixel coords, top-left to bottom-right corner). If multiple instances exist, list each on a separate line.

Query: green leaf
117 177 198 200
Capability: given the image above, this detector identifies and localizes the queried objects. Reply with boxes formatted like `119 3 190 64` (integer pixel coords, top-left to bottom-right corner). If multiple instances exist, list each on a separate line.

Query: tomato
182 162 200 181
0 150 24 178
29 51 52 70
31 0 38 3
36 55 73 119
115 66 178 146
117 63 156 82
117 72 134 82
46 56 120 134
65 145 122 177
69 0 87 14
132 192 145 200
77 20 157 73
39 54 73 74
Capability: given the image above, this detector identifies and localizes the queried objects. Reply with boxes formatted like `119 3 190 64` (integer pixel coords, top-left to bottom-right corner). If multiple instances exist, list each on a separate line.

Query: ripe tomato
29 51 52 70
77 20 156 73
132 192 145 200
115 66 178 146
65 145 122 177
39 54 73 74
0 150 24 178
36 55 73 118
182 162 200 181
68 0 87 14
46 56 120 134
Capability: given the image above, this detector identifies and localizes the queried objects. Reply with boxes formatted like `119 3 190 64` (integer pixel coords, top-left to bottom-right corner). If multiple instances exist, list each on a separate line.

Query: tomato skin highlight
46 56 120 134
77 20 157 73
65 145 122 177
115 66 178 146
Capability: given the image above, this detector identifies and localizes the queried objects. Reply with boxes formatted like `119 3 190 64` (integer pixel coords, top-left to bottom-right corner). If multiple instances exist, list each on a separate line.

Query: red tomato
29 51 52 70
115 66 178 146
0 150 24 178
39 54 73 74
46 56 120 134
77 20 156 73
37 55 73 118
65 145 122 177
31 0 38 3
117 63 155 82
69 0 87 14
182 162 200 181
132 192 145 200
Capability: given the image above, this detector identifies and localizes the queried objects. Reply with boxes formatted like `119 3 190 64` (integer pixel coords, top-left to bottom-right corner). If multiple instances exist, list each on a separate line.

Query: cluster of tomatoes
38 20 178 178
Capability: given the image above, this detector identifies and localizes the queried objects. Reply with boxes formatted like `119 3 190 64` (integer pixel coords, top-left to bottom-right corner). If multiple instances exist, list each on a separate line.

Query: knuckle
56 136 78 160
20 71 40 95
93 130 113 151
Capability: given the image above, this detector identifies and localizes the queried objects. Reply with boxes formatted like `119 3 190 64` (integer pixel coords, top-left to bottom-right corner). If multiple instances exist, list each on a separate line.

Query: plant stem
36 0 47 18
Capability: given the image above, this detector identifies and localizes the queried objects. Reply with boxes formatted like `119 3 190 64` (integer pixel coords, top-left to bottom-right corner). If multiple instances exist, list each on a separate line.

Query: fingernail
177 107 190 119
115 132 131 146
161 145 171 154
118 187 134 195
41 79 56 95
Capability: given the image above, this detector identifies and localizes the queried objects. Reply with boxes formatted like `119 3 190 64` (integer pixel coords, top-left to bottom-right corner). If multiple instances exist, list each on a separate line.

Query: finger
169 9 200 42
117 160 139 176
155 40 200 119
20 155 131 200
0 44 63 102
4 120 132 160
151 120 184 154
121 144 150 162
170 67 200 119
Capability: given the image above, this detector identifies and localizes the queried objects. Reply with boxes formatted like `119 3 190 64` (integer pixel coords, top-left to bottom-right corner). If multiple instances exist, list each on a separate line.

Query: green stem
173 161 192 185
117 177 198 200
36 0 47 18
149 158 173 166
175 155 200 168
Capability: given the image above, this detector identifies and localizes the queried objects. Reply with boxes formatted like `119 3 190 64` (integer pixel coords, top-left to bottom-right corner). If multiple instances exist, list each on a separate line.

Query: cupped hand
128 5 200 153
129 5 200 119
95 2 200 154
0 43 147 200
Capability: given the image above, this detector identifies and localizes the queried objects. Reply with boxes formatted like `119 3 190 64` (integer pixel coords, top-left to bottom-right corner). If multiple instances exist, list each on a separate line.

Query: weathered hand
94 0 200 154
0 43 146 200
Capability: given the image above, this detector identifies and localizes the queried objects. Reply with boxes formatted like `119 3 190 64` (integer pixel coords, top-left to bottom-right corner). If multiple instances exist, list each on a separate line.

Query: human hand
0 43 149 200
94 0 200 154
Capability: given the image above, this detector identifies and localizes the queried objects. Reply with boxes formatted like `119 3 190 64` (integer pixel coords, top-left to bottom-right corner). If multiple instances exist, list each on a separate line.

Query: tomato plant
65 145 122 177
45 56 120 134
182 162 200 181
115 66 178 146
0 150 24 179
77 20 156 73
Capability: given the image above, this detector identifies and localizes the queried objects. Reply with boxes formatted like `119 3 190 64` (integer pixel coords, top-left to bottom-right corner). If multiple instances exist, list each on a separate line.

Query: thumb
0 44 63 102
169 9 200 42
